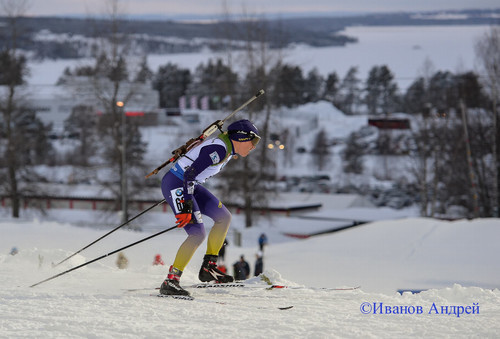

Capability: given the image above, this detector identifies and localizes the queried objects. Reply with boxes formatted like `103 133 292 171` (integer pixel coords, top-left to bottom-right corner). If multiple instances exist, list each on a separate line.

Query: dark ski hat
227 119 260 145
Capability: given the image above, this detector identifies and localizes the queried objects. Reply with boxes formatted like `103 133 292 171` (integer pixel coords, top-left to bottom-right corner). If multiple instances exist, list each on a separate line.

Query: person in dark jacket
254 251 263 276
233 255 250 281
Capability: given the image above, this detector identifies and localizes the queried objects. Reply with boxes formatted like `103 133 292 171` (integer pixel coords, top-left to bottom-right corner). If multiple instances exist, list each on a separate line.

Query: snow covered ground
1 212 499 338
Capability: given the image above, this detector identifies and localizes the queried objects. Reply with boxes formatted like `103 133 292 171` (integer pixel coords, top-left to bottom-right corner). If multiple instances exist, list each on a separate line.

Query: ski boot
198 254 234 283
159 266 190 296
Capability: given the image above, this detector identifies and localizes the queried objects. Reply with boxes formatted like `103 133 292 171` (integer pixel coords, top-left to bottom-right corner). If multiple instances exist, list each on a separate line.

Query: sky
23 0 500 19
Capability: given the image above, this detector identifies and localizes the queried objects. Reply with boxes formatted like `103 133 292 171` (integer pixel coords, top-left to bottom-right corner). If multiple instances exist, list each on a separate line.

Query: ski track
2 271 500 338
2 220 500 338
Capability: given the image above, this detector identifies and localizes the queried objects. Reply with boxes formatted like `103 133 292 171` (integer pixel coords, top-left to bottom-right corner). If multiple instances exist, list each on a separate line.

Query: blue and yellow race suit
161 133 234 272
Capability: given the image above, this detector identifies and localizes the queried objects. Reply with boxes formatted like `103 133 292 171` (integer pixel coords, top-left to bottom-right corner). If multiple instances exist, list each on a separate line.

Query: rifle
145 89 264 179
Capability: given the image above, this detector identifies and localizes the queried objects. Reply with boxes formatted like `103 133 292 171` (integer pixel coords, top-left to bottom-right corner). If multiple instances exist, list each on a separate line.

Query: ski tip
278 306 294 310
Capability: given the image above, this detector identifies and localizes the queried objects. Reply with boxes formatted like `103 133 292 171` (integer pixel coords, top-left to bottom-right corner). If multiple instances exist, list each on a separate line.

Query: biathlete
159 119 260 296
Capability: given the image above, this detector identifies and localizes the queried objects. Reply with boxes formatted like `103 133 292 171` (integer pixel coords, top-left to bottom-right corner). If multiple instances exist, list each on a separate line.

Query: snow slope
1 216 499 338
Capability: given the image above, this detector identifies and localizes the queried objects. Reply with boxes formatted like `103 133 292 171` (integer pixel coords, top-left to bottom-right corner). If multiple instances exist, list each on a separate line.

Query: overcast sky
23 0 500 18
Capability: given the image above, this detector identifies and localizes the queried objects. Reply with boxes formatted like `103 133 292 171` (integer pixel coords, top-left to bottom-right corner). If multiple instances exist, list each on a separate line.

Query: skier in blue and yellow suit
159 119 260 296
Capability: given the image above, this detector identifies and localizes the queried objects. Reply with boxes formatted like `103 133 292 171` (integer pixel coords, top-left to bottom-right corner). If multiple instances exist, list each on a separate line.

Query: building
8 78 160 131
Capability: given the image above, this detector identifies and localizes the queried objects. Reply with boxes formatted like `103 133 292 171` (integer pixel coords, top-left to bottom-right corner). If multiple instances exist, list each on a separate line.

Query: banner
179 96 186 110
190 96 198 110
201 96 209 110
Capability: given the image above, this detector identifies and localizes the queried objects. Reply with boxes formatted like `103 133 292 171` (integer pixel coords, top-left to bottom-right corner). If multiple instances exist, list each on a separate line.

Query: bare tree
409 115 433 216
475 26 500 217
63 0 149 223
0 0 31 217
64 105 98 166
216 6 286 227
312 129 331 171
342 132 364 174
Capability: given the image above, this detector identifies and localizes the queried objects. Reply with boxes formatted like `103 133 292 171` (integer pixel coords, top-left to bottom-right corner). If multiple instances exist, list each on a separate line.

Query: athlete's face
234 140 256 157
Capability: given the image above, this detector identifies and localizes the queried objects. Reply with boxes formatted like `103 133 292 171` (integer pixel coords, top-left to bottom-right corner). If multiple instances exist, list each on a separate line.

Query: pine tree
134 56 153 83
403 77 427 115
270 63 306 108
304 68 324 102
337 67 361 115
343 132 364 174
364 65 399 116
323 71 339 103
187 58 238 108
152 63 191 108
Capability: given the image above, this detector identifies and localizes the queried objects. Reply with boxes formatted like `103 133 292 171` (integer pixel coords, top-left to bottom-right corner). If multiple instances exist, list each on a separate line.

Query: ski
127 284 360 292
188 282 360 291
188 282 282 289
278 285 361 291
152 293 293 310
124 283 275 292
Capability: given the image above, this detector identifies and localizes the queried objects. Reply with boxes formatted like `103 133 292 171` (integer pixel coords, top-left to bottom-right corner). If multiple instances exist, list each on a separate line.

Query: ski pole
52 199 166 268
30 224 178 288
145 89 265 178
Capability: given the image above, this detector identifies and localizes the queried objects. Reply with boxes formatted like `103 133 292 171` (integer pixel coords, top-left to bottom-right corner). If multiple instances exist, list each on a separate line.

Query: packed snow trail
1 219 500 338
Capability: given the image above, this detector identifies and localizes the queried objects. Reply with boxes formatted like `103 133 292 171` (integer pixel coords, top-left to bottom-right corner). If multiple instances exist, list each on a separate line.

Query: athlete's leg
161 172 205 271
171 222 205 271
194 185 232 256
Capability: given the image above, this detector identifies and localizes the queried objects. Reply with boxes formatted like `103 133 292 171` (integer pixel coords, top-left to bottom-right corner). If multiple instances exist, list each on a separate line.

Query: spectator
254 251 263 276
153 254 164 266
116 252 129 269
258 233 268 252
233 255 250 281
218 264 227 274
218 238 228 265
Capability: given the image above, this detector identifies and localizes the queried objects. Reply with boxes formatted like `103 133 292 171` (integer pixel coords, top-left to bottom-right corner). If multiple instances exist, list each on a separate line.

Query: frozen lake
28 25 493 92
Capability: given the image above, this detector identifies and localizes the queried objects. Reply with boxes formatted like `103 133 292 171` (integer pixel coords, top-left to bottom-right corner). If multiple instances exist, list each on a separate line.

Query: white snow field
1 215 499 338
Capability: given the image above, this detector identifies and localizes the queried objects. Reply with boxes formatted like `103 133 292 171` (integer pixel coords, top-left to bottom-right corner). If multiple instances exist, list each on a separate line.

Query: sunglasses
251 135 261 146
229 130 261 146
